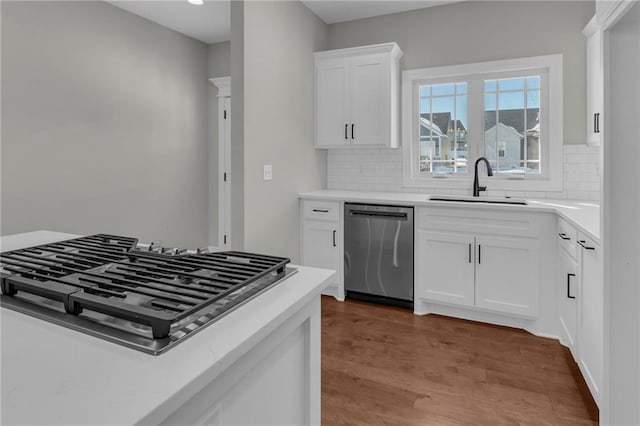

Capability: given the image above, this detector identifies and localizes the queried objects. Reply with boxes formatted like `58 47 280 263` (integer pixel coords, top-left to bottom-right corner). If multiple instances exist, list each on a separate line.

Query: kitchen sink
428 195 528 205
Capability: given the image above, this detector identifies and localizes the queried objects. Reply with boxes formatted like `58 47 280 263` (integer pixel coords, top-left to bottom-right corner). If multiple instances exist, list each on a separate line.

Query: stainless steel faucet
473 157 493 197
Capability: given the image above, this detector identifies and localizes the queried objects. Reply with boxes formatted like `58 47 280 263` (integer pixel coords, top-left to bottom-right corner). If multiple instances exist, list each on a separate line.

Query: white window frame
402 54 563 192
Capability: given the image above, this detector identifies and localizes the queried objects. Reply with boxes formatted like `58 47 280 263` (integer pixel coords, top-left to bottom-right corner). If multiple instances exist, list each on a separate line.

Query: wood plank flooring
321 296 598 425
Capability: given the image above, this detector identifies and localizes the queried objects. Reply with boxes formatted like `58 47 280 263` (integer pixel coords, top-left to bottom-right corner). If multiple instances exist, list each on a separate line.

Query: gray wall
230 0 245 251
328 1 594 145
207 41 231 246
242 1 328 261
208 41 231 78
1 1 210 248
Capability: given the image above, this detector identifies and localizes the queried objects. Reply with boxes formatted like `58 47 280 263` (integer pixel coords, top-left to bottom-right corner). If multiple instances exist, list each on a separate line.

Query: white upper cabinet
584 17 603 146
314 43 403 148
315 59 350 147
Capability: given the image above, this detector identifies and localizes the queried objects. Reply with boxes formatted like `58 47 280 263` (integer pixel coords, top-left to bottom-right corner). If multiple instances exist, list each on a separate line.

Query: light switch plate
263 164 273 181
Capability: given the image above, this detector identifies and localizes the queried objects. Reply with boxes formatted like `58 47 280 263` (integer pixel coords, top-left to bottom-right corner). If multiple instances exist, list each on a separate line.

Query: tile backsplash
327 144 600 201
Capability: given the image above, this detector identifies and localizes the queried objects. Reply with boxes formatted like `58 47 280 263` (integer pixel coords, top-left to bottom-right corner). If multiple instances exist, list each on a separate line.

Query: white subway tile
325 144 600 200
567 191 590 200
578 182 600 192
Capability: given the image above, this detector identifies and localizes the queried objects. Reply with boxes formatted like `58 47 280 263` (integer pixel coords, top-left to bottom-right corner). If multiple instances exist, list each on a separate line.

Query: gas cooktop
0 234 294 355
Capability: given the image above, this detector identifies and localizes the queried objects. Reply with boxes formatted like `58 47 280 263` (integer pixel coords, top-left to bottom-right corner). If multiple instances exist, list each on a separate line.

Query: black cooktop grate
0 234 290 340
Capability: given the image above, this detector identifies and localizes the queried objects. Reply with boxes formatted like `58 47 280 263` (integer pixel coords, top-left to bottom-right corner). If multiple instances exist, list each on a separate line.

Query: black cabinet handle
594 113 600 133
468 243 472 263
577 240 596 250
344 124 348 140
567 273 576 299
478 244 481 264
332 230 337 247
312 209 329 213
351 124 355 139
558 233 571 241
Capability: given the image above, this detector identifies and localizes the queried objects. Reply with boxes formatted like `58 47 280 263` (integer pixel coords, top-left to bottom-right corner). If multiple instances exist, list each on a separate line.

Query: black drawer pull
558 233 571 241
577 240 596 250
312 209 329 213
567 273 576 299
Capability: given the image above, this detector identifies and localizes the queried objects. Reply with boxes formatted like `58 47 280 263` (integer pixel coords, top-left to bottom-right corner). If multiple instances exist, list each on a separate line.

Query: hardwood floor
321 296 599 425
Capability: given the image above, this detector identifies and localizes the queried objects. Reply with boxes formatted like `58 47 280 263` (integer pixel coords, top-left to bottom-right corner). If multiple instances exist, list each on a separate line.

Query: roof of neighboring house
419 117 446 137
484 108 539 134
485 122 523 138
420 112 467 134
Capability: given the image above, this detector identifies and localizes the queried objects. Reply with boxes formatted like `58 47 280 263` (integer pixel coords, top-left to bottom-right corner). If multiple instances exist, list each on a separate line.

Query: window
419 82 468 173
484 76 540 174
402 55 563 191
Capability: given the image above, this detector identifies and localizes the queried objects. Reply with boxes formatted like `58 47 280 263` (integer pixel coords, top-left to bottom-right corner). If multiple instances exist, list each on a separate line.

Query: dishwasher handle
348 210 408 220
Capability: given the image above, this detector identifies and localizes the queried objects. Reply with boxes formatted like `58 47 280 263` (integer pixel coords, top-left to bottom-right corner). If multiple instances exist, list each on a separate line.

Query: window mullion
467 78 483 171
524 78 528 174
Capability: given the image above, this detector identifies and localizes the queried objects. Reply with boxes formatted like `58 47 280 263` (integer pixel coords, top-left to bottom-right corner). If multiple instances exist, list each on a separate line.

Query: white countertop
299 190 600 241
1 231 335 425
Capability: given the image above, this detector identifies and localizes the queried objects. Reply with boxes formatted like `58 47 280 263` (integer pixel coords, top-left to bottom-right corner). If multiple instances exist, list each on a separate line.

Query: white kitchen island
0 231 334 425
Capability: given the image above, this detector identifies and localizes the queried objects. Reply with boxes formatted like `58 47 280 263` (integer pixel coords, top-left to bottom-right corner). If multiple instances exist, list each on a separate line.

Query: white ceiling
106 0 230 44
106 0 462 45
301 0 463 24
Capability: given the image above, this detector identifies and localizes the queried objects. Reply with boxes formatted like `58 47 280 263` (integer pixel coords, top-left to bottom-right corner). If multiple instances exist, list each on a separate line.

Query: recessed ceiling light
188 0 203 5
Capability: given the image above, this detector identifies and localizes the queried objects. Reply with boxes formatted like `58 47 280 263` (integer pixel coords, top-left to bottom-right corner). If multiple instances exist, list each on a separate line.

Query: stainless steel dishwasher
344 203 414 307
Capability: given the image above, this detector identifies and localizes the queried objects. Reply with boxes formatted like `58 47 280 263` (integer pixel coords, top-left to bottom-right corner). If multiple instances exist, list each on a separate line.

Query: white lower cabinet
418 231 474 307
556 218 603 407
558 244 579 356
161 299 321 426
300 200 344 300
577 233 603 405
416 207 542 318
475 235 539 317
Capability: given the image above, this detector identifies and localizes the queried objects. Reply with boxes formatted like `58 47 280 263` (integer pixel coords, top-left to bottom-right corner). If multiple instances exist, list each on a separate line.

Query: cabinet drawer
302 200 340 221
557 217 578 260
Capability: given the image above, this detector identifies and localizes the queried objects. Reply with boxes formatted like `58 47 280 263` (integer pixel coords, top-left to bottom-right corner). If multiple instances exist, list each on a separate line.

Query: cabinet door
315 59 350 147
417 231 475 307
577 237 603 404
558 247 579 356
349 54 390 146
586 29 603 146
302 220 340 287
475 236 540 317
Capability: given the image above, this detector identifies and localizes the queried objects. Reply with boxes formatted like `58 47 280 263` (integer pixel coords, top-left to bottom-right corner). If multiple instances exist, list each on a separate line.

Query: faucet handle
478 185 487 193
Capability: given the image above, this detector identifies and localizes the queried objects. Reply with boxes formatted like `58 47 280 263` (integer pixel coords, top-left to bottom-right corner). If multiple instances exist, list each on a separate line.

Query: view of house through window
417 76 542 176
418 82 468 173
484 76 541 174
404 55 560 189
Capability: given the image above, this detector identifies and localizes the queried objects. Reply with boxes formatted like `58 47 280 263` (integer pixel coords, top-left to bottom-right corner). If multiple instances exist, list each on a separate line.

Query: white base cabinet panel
475 236 539 317
300 200 344 301
417 231 474 307
161 299 321 426
415 207 545 319
577 234 603 405
558 245 579 357
555 218 603 407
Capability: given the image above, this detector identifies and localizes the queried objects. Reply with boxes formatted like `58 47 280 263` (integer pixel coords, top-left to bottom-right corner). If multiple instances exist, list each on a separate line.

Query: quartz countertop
0 231 335 425
299 190 600 241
